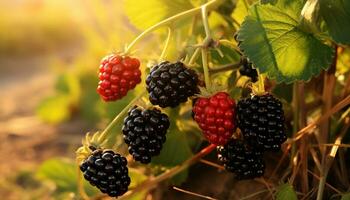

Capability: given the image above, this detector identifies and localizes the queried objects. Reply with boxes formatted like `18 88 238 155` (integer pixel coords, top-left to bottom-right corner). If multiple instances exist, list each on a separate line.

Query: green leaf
36 158 99 196
237 3 334 83
320 0 350 45
36 95 71 124
276 183 298 200
341 193 350 200
124 0 193 30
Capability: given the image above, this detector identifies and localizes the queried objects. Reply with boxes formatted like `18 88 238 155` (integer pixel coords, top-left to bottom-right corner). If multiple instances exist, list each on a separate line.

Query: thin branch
199 159 225 170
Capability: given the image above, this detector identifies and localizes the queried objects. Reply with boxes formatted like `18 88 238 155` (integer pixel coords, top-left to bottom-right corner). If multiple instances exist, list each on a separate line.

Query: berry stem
201 48 211 89
200 3 213 90
98 91 146 144
159 27 172 61
255 69 265 95
118 144 217 200
124 0 223 54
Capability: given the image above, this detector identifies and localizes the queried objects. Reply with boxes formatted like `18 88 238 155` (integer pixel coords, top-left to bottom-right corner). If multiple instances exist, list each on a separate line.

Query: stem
98 91 146 143
159 27 172 61
118 144 217 200
188 47 201 66
124 0 222 54
209 61 242 74
201 5 211 39
201 48 211 89
200 3 213 90
219 39 242 54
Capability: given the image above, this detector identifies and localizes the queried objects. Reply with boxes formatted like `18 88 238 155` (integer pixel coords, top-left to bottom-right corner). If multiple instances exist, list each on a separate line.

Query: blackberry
122 106 170 164
217 139 265 179
237 94 287 151
80 149 130 197
146 61 199 108
239 58 258 82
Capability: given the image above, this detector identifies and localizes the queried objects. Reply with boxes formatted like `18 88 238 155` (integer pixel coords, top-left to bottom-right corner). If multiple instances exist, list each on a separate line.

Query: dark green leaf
320 0 350 44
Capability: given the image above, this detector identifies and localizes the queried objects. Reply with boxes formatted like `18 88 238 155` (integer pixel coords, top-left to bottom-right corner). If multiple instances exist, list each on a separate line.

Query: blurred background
0 0 142 199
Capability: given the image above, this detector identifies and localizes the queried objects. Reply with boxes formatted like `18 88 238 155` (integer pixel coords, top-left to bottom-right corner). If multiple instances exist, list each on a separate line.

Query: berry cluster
97 54 141 101
217 139 265 179
216 93 286 179
86 46 288 196
146 61 199 108
193 92 236 145
80 149 130 197
122 106 170 164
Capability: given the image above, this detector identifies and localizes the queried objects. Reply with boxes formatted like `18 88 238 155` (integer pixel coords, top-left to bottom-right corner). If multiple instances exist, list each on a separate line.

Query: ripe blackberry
237 94 287 151
193 92 236 145
239 58 258 82
122 106 170 164
217 139 265 179
97 54 141 101
80 149 130 197
146 61 199 108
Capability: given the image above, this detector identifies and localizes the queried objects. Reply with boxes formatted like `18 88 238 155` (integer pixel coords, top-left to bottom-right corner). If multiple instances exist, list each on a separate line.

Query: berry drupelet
217 139 265 179
122 106 170 164
193 92 236 146
146 61 199 108
80 149 130 197
237 94 287 151
97 54 141 101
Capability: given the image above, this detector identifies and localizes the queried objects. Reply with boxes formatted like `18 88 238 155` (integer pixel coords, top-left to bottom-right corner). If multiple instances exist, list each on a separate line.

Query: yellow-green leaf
237 3 334 83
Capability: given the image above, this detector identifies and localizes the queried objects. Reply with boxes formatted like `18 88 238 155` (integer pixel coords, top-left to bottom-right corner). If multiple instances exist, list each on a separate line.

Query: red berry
97 54 141 101
193 92 236 145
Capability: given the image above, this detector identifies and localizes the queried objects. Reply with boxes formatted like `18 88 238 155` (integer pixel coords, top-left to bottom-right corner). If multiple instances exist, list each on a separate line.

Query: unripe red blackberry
122 106 170 164
237 94 287 151
239 57 258 82
97 54 141 101
146 61 199 108
80 149 130 197
193 92 236 146
217 139 265 179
